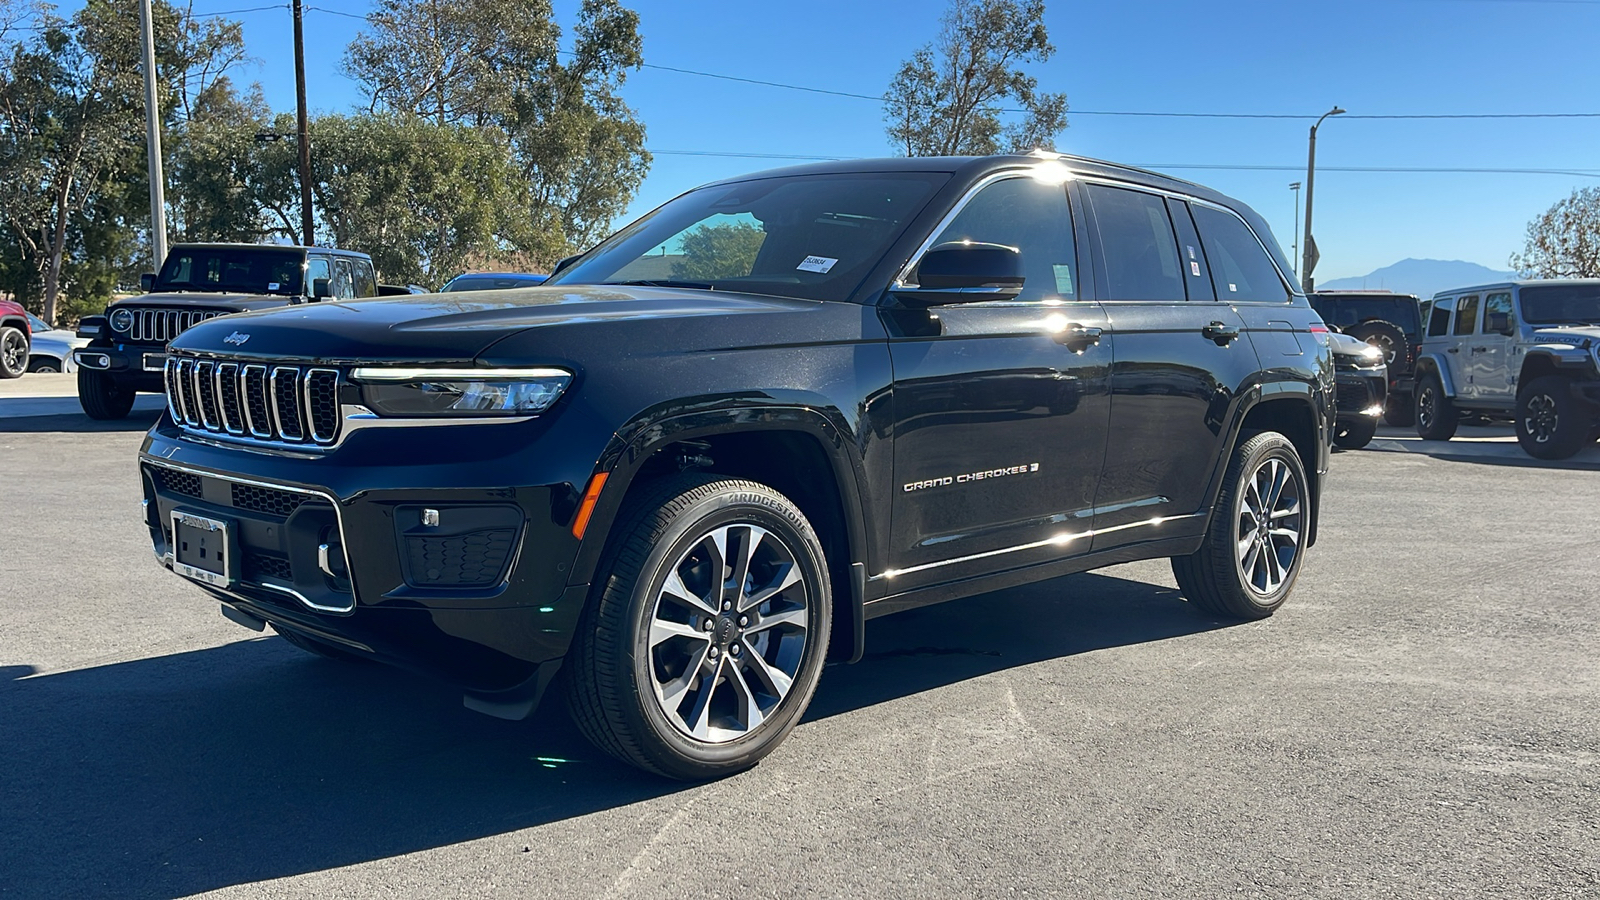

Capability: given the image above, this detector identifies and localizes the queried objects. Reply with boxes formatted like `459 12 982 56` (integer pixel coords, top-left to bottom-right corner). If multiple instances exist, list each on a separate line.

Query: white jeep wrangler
1414 280 1600 459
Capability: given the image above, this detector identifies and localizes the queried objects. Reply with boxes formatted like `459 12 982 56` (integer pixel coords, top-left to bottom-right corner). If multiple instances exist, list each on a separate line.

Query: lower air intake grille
404 529 516 587
231 483 307 517
155 468 204 499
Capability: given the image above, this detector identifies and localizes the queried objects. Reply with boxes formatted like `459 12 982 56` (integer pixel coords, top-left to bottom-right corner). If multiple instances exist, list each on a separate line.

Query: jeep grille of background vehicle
164 356 342 446
125 307 226 343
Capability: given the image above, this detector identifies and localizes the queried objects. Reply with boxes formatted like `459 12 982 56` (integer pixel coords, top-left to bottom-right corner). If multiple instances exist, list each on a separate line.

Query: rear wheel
1172 431 1308 620
27 357 60 374
1516 376 1592 460
565 474 831 780
1414 372 1458 441
0 326 27 378
77 368 135 419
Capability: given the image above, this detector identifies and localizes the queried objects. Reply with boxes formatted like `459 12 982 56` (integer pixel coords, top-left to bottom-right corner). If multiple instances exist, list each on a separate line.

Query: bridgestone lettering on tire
1172 431 1307 620
564 474 831 780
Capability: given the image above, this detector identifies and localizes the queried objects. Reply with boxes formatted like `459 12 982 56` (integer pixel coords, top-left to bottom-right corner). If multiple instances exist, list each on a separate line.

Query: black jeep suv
75 244 380 419
1308 291 1423 426
139 155 1333 779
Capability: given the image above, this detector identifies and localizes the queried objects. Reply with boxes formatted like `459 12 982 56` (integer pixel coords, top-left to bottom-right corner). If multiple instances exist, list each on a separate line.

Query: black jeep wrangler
1308 291 1422 426
138 155 1332 779
75 244 380 419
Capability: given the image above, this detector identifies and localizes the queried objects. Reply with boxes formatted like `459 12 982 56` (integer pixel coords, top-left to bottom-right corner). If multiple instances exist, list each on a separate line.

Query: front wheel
77 368 136 419
1414 372 1458 441
0 326 27 378
1173 431 1308 619
565 474 831 780
1333 417 1377 450
1516 376 1592 460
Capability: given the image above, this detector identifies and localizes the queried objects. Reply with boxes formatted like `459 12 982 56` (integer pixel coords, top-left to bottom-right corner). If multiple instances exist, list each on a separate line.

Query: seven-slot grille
124 307 225 343
165 356 342 446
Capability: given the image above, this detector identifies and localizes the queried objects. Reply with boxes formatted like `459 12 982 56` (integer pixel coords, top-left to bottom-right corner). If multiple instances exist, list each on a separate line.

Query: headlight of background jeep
350 367 571 416
109 308 133 332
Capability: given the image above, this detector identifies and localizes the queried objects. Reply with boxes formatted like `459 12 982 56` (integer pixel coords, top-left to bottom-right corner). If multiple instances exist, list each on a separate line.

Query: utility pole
1289 181 1301 277
292 0 315 246
1301 106 1345 292
138 0 167 265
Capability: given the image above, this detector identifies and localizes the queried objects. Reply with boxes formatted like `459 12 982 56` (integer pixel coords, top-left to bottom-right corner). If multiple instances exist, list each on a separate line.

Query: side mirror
892 242 1024 306
139 273 155 292
551 253 582 276
312 277 332 300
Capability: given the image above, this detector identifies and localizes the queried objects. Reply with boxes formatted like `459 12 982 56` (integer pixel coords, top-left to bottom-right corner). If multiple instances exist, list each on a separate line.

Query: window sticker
268 282 280 290
1187 245 1197 260
1189 262 1201 277
1228 283 1238 293
796 255 838 274
1052 264 1075 296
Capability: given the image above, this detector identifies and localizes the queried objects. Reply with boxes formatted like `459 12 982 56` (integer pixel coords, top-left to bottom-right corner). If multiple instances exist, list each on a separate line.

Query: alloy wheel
1524 393 1557 443
1418 386 1436 430
1 332 24 374
1234 457 1302 596
646 523 809 744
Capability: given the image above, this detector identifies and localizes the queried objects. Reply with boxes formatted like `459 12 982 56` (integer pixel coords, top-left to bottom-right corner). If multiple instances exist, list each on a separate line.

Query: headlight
1360 344 1384 362
350 367 571 416
109 308 133 332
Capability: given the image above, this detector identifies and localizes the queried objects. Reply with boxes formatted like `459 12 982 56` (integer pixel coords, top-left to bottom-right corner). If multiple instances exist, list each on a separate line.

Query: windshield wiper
602 279 715 290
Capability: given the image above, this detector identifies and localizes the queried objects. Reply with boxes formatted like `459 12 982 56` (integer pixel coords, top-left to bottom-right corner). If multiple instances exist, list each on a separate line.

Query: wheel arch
1414 353 1456 396
1215 385 1324 549
570 405 872 664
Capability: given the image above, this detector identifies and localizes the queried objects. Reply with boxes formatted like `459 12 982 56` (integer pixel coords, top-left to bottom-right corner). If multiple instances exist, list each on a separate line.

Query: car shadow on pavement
0 407 163 433
0 571 1225 899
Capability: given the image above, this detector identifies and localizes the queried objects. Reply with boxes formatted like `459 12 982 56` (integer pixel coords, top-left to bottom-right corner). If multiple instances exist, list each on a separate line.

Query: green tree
672 221 765 281
167 82 281 243
344 0 649 259
1511 187 1600 278
883 0 1067 157
309 113 541 285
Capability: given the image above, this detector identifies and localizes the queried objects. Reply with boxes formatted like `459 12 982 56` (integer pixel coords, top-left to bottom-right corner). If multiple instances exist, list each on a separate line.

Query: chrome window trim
145 458 356 614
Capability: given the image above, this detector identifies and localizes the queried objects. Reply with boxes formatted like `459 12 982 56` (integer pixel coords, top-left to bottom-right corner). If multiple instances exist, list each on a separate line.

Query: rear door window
922 176 1077 302
1166 198 1215 301
353 260 378 298
1454 295 1480 336
1086 184 1185 302
1191 204 1290 303
1427 296 1454 336
332 259 357 299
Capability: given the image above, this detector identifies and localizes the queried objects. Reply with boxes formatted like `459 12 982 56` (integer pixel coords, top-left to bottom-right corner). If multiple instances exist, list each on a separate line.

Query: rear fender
1416 354 1457 396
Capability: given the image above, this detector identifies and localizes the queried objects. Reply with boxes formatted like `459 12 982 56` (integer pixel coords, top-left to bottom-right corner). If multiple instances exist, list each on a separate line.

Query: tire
27 357 60 374
272 623 370 663
1346 319 1408 369
1383 393 1414 427
0 326 27 378
77 368 136 419
1172 431 1308 620
1515 375 1592 460
1414 372 1458 441
1333 416 1377 450
564 474 832 780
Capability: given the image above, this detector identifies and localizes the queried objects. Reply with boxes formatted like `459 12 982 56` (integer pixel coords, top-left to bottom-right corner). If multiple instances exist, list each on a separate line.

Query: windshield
1310 296 1421 333
443 274 548 292
156 247 304 296
26 313 50 333
1520 285 1600 325
548 172 949 303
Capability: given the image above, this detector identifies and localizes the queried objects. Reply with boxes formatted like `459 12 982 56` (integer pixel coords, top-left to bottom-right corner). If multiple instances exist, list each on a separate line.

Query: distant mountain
1315 259 1517 299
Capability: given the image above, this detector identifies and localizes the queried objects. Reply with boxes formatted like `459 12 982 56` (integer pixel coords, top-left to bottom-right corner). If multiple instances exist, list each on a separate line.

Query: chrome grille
125 307 225 343
166 355 343 447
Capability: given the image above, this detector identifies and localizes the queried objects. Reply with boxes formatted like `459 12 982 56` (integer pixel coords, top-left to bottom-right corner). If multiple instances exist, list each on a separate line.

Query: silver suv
1414 280 1600 459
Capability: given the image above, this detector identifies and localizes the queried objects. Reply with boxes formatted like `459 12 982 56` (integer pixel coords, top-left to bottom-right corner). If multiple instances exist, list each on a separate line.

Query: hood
112 291 302 311
165 284 841 364
1529 326 1600 346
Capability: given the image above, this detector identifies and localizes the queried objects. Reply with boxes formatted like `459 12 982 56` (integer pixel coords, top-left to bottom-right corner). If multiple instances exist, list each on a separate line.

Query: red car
0 299 30 379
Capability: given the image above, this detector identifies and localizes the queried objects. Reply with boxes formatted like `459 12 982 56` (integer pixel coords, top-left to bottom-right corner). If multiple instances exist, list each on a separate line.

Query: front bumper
139 411 603 693
1335 368 1387 420
76 342 170 390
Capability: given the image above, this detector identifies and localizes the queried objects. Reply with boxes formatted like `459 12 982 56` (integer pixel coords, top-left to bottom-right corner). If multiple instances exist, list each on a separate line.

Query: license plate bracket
143 352 168 372
171 510 237 588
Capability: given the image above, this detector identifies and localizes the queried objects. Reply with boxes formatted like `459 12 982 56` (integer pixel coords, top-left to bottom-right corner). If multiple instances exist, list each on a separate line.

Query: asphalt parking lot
2 377 1597 899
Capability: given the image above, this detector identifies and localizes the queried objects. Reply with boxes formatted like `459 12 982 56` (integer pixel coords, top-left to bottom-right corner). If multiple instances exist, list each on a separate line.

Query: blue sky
127 0 1600 280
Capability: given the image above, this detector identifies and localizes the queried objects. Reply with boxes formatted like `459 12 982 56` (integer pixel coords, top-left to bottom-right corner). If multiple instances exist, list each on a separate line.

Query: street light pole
138 0 167 266
1301 106 1345 292
1289 181 1301 277
292 0 315 246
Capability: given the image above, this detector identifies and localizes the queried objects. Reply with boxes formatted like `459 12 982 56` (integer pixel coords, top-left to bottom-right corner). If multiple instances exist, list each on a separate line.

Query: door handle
1447 347 1460 353
1470 346 1488 353
1202 321 1241 345
1055 322 1102 349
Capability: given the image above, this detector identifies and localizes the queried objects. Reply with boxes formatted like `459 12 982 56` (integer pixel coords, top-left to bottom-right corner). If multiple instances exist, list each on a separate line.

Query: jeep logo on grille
223 331 251 346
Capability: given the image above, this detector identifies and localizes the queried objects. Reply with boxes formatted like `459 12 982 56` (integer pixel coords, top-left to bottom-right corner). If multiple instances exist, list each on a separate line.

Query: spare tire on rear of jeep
1345 319 1407 369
